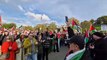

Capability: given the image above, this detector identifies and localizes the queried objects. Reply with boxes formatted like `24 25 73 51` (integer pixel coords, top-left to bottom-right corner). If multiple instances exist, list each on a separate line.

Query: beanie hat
93 32 104 38
69 35 84 50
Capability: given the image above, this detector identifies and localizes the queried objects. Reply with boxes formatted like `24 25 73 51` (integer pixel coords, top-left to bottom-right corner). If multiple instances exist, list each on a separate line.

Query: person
49 31 54 52
65 22 75 48
23 33 38 60
89 32 107 60
53 32 59 52
37 33 43 60
15 36 22 60
56 29 61 49
1 31 9 43
66 22 75 38
65 35 92 60
0 31 4 55
0 30 4 45
1 36 18 60
42 31 50 60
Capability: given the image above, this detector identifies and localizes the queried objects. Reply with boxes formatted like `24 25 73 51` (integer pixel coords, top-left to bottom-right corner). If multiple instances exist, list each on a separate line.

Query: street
49 46 68 60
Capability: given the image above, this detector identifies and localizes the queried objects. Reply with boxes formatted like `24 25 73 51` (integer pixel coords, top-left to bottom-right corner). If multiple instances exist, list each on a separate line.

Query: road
49 46 68 60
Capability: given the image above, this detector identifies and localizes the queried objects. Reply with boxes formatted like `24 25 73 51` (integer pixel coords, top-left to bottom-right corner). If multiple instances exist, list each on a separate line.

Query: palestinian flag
66 48 85 60
71 20 81 32
71 19 77 28
84 30 89 44
89 24 96 34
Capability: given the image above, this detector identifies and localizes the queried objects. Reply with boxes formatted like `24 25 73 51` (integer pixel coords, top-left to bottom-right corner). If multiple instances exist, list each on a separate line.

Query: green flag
84 31 89 44
66 48 85 60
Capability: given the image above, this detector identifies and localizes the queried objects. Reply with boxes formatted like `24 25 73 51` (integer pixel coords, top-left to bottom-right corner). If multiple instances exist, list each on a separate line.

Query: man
42 30 50 60
65 22 75 48
89 32 107 60
23 33 38 60
66 22 75 38
65 35 92 60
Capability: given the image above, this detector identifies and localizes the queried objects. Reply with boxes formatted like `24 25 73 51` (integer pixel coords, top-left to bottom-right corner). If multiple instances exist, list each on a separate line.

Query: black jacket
91 38 107 60
67 27 75 38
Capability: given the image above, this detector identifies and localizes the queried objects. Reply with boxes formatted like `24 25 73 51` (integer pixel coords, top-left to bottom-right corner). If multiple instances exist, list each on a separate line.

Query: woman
2 36 18 60
23 33 38 60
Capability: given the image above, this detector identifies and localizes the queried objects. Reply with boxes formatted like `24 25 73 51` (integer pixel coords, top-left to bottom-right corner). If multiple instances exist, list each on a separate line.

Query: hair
70 35 84 50
6 35 14 41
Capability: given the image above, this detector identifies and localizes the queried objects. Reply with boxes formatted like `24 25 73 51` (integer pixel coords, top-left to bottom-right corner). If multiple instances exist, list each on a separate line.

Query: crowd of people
0 27 68 60
0 22 107 60
64 22 107 60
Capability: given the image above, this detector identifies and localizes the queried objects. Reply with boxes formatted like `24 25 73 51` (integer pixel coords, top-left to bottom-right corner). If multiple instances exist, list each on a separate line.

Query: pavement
49 46 68 60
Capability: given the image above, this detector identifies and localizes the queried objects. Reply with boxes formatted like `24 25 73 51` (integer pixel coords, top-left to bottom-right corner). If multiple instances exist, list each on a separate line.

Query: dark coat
67 27 75 38
0 34 4 45
91 38 107 60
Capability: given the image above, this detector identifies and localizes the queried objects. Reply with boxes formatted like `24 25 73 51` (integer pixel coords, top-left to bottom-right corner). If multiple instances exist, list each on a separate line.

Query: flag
84 30 89 44
11 26 16 31
66 48 85 60
0 16 2 26
72 20 77 26
65 16 68 22
89 24 96 34
71 20 77 29
71 19 81 32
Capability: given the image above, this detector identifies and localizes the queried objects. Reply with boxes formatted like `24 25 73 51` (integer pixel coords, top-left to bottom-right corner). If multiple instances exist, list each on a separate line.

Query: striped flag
66 48 85 60
71 19 81 32
84 30 89 44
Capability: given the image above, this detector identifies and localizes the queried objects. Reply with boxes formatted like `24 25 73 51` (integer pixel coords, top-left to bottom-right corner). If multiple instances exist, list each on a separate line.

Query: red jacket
2 41 18 60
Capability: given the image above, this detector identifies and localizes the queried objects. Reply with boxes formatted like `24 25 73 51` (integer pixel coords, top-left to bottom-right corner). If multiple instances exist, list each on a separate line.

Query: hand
89 45 95 49
9 47 12 50
35 42 38 45
42 40 45 42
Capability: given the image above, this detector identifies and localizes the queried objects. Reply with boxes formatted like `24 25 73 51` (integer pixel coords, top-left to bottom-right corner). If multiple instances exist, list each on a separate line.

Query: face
70 43 79 52
6 37 11 42
93 35 101 40
4 32 9 35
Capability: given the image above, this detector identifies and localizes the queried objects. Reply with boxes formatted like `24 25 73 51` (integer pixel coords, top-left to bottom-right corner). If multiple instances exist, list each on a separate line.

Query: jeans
26 53 37 60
